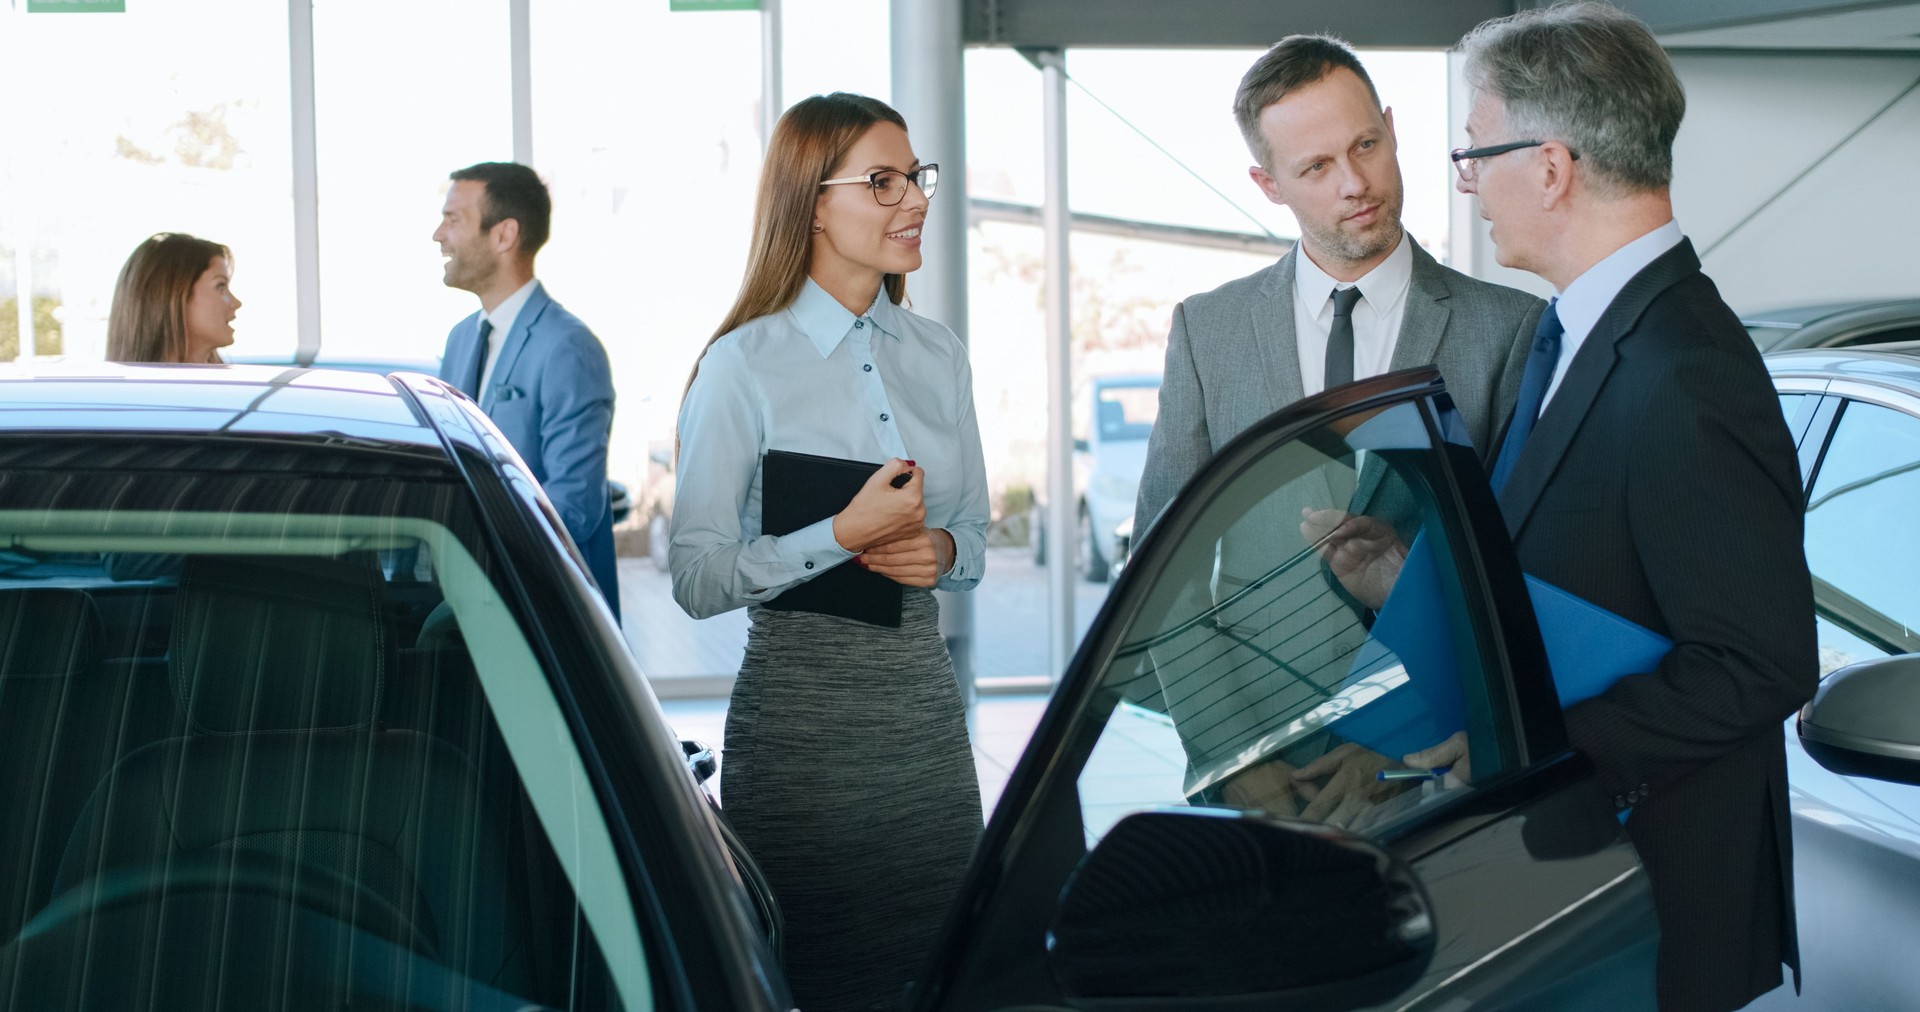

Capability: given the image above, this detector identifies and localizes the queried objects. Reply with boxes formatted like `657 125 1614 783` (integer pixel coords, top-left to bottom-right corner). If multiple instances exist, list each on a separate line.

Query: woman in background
669 92 987 1011
107 232 241 364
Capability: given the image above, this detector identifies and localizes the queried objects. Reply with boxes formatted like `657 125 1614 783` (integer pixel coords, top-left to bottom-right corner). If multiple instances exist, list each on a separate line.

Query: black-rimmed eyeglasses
819 164 939 206
1449 141 1579 183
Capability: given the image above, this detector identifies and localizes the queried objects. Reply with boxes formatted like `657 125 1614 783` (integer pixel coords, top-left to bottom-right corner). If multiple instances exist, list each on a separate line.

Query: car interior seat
23 554 529 1005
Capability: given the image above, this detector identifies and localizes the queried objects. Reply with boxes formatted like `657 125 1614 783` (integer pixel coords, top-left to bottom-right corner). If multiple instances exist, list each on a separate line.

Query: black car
1 361 1911 1010
1744 298 1920 353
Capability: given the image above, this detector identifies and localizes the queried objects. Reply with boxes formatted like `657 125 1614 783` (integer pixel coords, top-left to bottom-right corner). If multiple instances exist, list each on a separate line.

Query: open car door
914 368 1660 1012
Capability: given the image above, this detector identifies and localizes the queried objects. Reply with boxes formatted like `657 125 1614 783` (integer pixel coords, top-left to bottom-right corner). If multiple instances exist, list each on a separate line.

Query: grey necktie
1325 286 1364 391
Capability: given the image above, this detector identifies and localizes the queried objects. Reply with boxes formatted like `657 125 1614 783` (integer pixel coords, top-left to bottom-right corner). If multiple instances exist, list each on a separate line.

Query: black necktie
1325 286 1363 391
465 319 494 399
1489 300 1565 494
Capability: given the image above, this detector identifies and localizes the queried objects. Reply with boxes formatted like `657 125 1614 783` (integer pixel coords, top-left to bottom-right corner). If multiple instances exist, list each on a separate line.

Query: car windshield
0 439 647 1010
1096 382 1160 441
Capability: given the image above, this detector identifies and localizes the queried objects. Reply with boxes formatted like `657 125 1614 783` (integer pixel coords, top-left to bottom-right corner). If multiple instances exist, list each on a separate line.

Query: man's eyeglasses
819 164 939 206
1449 140 1579 183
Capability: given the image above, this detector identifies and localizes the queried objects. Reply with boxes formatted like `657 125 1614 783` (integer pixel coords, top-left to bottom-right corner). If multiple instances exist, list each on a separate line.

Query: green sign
670 0 758 10
27 0 126 11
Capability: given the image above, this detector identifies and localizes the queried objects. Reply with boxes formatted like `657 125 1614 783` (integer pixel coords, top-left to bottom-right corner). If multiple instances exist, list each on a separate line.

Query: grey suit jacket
1136 238 1542 535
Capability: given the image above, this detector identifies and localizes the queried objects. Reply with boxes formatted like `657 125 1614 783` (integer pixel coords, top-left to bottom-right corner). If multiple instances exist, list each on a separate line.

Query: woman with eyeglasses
668 92 984 1010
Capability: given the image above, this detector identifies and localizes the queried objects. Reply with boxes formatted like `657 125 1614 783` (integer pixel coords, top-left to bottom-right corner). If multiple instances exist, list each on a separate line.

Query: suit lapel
1252 249 1306 411
448 312 487 397
482 282 550 412
1348 241 1456 512
1498 239 1704 539
1388 241 1452 373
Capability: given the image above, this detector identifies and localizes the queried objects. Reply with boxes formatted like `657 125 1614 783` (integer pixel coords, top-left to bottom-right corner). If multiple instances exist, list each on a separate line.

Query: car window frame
399 378 789 1010
1790 383 1920 672
913 369 1591 1009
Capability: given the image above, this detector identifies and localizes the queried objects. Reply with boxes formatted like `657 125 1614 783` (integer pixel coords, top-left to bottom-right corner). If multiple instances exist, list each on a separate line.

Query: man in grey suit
1134 36 1541 818
1138 35 1541 532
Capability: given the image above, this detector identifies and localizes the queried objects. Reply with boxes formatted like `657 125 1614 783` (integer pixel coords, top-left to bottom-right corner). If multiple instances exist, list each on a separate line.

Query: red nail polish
904 459 917 467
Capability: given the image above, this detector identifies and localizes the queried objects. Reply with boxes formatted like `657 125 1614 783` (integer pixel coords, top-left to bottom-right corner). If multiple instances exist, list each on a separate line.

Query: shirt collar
1293 231 1414 316
1554 219 1684 346
789 277 903 358
483 278 540 337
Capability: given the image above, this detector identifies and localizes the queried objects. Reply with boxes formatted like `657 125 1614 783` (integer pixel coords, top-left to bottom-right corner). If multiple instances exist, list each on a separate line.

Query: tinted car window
1804 400 1920 673
1077 399 1521 840
1833 325 1920 349
0 442 646 1010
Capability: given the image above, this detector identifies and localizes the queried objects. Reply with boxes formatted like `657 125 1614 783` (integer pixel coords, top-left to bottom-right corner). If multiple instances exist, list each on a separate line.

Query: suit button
1614 794 1627 808
1639 783 1649 796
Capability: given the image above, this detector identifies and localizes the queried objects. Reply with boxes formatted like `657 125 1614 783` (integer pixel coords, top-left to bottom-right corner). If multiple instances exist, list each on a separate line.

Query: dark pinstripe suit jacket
1497 239 1818 1012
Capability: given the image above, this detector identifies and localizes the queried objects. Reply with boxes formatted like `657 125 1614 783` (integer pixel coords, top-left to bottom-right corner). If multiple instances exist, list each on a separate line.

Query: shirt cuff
775 517 855 580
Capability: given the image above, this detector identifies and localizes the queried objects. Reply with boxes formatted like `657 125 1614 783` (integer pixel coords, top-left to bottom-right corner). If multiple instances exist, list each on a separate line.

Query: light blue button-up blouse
668 278 989 620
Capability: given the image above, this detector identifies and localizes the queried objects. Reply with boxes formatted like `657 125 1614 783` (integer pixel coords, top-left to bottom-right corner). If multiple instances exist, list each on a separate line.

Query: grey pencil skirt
722 587 984 1012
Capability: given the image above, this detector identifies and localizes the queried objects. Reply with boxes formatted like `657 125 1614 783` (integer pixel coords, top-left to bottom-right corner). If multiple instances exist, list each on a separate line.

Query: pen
1377 765 1452 782
890 460 917 489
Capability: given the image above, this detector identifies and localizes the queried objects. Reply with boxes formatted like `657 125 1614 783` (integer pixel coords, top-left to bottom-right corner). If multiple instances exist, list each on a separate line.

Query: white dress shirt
1541 219 1685 409
478 278 538 394
669 278 990 619
1294 232 1414 397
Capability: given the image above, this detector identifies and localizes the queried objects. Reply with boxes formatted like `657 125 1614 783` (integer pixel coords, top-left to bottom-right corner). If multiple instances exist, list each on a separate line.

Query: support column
760 0 783 151
289 0 321 366
3 4 31 360
12 245 32 361
510 0 533 165
1037 49 1074 684
890 0 974 701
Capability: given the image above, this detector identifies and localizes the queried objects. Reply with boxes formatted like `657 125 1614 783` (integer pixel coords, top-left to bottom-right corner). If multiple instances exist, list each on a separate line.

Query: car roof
1765 341 1920 390
1741 298 1920 329
0 362 447 451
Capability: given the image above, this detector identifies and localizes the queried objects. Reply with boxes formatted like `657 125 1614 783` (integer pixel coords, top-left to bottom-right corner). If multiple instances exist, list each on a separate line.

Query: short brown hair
449 161 552 256
106 232 231 365
1234 35 1382 170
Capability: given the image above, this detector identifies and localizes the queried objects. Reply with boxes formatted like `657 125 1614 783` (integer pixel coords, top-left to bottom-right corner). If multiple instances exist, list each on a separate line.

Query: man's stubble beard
443 245 496 296
1302 188 1406 273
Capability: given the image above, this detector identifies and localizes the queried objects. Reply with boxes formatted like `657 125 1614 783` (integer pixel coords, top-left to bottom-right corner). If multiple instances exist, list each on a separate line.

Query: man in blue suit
434 161 620 619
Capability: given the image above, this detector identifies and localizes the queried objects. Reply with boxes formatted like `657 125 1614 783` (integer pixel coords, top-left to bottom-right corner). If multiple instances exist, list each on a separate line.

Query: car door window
1804 399 1920 673
1078 397 1529 840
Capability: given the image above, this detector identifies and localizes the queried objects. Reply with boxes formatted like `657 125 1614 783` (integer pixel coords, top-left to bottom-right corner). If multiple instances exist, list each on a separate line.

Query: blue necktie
465 319 493 399
1489 300 1564 494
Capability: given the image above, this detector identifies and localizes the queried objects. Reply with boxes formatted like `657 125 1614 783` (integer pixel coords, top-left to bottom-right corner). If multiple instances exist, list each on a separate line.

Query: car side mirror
609 480 632 526
1799 654 1920 786
1047 809 1434 1012
680 738 718 785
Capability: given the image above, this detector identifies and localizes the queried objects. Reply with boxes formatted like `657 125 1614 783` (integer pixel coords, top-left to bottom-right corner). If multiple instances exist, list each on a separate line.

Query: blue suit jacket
439 282 620 619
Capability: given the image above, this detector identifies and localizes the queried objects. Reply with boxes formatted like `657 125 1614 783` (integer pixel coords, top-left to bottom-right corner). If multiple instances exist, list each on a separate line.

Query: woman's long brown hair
106 232 231 364
686 93 909 398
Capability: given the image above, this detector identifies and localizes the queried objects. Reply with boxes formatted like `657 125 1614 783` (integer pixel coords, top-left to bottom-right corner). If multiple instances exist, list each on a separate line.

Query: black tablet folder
761 449 904 628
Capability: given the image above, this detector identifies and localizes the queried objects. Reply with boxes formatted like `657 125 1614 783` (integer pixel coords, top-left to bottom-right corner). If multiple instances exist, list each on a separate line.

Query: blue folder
1325 532 1672 760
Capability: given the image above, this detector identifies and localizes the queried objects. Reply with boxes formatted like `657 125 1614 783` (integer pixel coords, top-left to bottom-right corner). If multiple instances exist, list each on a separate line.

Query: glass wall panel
0 1 294 361
310 0 511 363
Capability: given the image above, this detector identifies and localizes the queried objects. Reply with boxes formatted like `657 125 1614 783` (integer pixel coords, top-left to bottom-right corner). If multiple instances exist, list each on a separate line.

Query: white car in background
1033 372 1161 582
